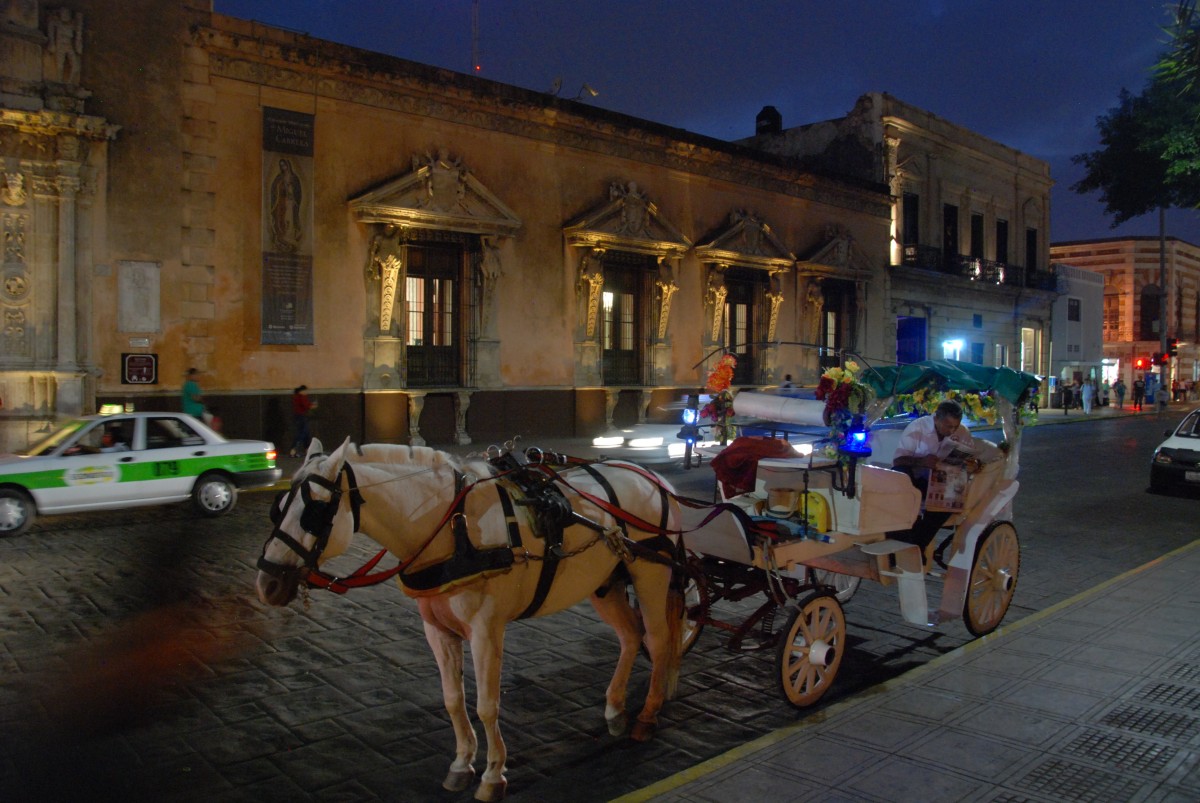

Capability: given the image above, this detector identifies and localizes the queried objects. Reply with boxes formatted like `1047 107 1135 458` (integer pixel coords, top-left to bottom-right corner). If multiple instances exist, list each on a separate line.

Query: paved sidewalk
620 539 1200 803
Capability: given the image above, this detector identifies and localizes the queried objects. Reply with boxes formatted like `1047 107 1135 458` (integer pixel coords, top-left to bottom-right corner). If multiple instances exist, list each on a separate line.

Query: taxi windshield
20 419 90 456
1176 410 1200 439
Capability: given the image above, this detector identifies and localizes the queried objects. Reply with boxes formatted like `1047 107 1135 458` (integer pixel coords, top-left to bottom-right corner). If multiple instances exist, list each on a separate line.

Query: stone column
55 172 79 367
639 389 653 424
454 390 472 445
604 388 619 429
407 392 426 447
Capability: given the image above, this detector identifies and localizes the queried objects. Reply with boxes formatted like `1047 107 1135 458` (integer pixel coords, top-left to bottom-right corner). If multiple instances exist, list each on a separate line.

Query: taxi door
115 415 208 504
38 418 138 513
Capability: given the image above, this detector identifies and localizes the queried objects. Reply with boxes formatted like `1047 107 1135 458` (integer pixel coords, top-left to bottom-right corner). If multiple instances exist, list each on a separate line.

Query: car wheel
192 472 237 517
0 488 35 536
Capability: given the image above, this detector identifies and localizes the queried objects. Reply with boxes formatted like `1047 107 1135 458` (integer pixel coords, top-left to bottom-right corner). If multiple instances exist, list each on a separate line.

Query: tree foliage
1072 1 1200 224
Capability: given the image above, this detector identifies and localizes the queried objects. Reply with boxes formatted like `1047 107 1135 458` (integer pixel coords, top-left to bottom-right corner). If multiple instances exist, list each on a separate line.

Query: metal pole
1159 207 1169 411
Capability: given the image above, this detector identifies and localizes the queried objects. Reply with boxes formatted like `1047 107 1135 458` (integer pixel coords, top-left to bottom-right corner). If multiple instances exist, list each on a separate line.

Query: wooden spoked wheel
963 521 1020 637
677 562 707 656
775 591 845 708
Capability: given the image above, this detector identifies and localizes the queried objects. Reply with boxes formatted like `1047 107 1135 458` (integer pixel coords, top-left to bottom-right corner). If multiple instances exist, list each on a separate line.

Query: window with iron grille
403 237 479 388
722 268 768 384
1068 297 1081 322
601 250 654 385
1103 295 1121 339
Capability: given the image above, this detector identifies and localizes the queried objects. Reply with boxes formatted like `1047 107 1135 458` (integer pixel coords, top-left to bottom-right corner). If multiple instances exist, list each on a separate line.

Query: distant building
1048 263 1105 403
743 93 1055 382
1050 237 1200 396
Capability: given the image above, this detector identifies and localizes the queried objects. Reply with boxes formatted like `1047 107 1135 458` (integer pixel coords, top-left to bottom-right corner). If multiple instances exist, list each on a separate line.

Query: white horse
255 438 684 802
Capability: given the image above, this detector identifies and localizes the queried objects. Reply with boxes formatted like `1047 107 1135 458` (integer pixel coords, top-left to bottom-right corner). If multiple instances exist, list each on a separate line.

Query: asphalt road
0 412 1195 802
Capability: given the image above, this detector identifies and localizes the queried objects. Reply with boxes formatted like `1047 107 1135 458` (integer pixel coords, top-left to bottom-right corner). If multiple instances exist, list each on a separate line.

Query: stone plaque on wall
117 260 160 333
261 107 314 345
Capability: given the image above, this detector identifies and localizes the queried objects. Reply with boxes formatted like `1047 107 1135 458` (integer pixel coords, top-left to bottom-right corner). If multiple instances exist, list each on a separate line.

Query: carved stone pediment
797 224 874 279
564 181 690 257
694 210 795 272
349 150 522 235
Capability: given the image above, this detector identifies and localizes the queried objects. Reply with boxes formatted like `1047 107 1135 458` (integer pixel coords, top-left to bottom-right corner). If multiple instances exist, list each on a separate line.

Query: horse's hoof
475 778 507 802
606 711 628 736
630 721 656 742
443 767 475 792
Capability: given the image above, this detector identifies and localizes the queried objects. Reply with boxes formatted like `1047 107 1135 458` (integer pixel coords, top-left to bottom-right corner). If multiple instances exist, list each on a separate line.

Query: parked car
1150 408 1200 493
0 411 281 535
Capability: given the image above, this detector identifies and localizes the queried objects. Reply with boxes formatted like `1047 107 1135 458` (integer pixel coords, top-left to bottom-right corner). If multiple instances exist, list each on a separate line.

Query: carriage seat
866 428 905 468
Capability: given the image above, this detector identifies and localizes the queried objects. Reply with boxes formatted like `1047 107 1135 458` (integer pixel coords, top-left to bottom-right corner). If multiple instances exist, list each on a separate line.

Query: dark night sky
214 0 1200 246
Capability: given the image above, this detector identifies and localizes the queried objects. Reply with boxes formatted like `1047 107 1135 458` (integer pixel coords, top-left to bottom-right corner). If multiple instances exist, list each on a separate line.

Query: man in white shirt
890 400 981 553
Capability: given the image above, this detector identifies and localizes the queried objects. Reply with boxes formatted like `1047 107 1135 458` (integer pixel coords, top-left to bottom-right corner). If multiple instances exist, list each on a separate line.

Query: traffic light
1134 356 1149 370
1168 337 1179 357
1154 352 1169 366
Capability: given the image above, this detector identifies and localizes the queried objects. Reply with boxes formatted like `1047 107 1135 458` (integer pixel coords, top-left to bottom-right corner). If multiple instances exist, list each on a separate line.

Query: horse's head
255 436 361 606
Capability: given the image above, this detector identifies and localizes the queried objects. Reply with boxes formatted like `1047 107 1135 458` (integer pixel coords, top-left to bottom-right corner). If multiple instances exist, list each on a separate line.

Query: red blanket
710 436 797 498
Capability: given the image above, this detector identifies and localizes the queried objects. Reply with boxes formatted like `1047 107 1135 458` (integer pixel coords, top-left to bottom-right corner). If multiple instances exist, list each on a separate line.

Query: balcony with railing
897 244 1057 291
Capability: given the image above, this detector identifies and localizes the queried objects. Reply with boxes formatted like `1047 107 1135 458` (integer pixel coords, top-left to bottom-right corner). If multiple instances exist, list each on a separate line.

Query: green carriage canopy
860 360 1042 406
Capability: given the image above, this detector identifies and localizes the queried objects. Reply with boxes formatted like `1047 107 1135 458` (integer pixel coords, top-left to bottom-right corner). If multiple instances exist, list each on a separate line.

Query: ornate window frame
564 181 690 387
349 150 522 392
693 211 795 384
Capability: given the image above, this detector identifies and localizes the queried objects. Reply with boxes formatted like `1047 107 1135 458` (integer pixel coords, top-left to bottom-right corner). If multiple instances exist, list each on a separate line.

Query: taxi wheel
192 473 238 517
0 488 34 536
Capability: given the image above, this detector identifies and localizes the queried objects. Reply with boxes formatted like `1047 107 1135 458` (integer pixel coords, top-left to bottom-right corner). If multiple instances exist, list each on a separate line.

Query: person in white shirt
890 400 981 553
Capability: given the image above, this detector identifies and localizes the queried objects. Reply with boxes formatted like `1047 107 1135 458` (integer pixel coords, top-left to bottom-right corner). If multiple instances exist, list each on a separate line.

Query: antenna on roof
471 0 482 73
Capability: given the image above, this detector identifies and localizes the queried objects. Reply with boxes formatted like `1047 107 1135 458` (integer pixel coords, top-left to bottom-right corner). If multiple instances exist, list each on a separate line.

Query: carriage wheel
809 568 861 604
775 591 845 708
963 521 1020 637
677 561 708 656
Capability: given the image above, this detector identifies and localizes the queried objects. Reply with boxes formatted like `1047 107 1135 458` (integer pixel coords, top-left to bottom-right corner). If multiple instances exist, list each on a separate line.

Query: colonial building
743 94 1056 382
0 0 892 450
1050 236 1200 395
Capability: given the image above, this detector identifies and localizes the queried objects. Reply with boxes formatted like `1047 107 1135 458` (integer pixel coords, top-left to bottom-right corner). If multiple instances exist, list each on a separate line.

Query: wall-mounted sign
122 353 158 384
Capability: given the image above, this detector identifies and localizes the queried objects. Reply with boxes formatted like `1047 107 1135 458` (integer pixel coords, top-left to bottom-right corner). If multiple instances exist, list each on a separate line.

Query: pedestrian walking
1132 377 1146 411
1113 378 1126 409
290 385 316 457
1081 379 1095 415
182 368 212 424
1101 379 1110 407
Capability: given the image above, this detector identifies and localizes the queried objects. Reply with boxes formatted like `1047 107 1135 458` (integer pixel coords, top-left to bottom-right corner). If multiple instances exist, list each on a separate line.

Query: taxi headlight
1154 448 1176 464
628 436 663 448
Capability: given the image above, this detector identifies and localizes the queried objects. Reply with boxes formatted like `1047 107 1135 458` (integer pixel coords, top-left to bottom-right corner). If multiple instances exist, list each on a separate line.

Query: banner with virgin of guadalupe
261 107 314 345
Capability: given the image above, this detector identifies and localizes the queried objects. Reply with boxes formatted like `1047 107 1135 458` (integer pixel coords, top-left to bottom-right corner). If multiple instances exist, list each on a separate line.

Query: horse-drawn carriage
254 357 1039 800
671 358 1038 707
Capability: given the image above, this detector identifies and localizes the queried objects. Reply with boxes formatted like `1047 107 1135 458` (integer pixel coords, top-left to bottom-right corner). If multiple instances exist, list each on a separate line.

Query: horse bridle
257 460 365 581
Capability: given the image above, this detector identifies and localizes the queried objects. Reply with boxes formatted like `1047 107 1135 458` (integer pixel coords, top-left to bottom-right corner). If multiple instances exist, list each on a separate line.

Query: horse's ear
320 436 352 476
305 438 323 461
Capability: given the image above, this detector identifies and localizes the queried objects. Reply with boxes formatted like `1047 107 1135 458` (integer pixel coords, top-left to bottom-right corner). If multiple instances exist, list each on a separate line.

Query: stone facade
1 1 893 449
0 0 120 449
1050 237 1200 393
744 93 1056 383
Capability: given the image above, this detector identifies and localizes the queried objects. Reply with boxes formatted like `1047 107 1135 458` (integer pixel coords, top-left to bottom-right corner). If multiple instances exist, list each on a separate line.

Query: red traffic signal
1154 352 1170 365
1134 356 1149 370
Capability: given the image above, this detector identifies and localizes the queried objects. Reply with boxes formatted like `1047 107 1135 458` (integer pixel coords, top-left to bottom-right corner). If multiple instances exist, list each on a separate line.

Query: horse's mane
350 442 491 477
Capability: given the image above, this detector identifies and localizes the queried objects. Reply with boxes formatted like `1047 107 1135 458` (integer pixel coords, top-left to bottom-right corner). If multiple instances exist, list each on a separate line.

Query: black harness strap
578 462 675 561
399 472 518 593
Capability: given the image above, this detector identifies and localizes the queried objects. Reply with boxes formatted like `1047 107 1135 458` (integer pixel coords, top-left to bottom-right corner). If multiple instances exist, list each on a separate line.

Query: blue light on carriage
681 408 699 426
838 415 872 457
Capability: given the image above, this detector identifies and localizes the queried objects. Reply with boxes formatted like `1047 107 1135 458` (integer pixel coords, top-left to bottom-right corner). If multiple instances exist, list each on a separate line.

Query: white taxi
1150 407 1200 493
0 411 281 535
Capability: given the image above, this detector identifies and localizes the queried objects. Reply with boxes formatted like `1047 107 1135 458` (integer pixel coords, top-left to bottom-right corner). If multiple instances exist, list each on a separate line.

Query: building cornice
194 18 890 220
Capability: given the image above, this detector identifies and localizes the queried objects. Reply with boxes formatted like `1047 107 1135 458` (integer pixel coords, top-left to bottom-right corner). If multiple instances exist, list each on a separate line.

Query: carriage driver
888 399 983 554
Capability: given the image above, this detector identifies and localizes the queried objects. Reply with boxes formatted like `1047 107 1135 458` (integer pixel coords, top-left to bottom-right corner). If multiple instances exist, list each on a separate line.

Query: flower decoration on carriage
815 361 873 442
699 353 738 443
887 388 999 426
